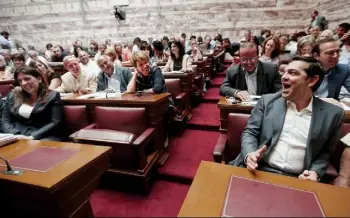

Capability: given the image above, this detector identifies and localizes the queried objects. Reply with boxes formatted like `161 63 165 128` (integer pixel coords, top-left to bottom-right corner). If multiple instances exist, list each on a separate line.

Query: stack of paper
0 134 17 147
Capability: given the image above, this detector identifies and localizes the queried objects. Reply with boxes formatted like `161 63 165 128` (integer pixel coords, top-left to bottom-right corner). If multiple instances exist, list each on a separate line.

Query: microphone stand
0 156 24 175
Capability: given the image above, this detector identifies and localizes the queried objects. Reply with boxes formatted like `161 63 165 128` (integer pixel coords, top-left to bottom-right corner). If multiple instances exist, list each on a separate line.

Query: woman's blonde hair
131 51 150 67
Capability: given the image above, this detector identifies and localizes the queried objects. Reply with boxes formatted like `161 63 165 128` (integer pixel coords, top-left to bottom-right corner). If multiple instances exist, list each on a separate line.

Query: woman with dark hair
73 46 83 58
140 42 156 66
35 56 62 90
152 40 167 62
45 43 53 60
114 42 124 62
259 36 280 65
214 33 223 43
163 40 193 72
2 67 63 140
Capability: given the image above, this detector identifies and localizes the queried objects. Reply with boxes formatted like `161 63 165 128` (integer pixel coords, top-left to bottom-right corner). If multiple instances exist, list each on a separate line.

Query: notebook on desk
0 134 17 147
221 175 325 217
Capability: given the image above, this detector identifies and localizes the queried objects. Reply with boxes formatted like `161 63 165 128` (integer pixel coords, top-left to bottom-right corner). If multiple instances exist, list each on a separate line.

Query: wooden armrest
213 133 228 163
133 127 156 147
175 92 187 100
83 123 96 129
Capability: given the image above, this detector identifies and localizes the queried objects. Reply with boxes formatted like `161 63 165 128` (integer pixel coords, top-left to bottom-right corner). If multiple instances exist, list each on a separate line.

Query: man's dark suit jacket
219 61 281 97
1 90 63 140
229 92 344 179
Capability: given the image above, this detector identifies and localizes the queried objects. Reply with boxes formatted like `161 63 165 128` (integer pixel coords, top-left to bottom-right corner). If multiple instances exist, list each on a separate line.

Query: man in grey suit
310 10 327 31
230 56 344 182
219 42 281 101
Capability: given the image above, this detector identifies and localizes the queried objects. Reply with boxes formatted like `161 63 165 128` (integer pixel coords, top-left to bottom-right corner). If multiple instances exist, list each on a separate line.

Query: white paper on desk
249 95 261 99
341 133 350 147
171 71 184 74
77 93 96 99
243 101 258 106
59 93 73 97
341 102 350 111
94 92 122 99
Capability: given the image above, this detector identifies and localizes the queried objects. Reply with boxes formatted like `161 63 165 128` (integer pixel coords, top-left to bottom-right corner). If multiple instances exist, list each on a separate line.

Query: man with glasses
312 38 350 99
219 41 281 101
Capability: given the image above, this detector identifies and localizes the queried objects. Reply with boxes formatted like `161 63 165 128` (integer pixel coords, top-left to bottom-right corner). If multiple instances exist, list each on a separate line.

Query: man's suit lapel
256 63 264 95
304 97 324 169
271 97 287 148
237 66 247 90
327 68 337 98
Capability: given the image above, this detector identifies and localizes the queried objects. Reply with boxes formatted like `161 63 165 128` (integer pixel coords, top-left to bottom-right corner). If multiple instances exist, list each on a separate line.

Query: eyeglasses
240 57 257 63
324 50 340 56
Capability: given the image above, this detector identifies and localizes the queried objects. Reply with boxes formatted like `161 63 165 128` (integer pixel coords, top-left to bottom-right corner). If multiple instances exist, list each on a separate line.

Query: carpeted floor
203 87 220 102
91 180 190 217
91 71 224 217
158 129 220 181
187 102 220 129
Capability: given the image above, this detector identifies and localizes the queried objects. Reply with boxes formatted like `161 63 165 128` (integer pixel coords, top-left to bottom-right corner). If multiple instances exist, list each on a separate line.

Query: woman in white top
1 66 63 140
163 40 193 73
259 36 281 66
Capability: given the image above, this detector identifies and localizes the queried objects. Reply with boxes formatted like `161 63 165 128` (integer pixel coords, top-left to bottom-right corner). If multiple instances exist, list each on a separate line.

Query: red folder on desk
222 176 325 217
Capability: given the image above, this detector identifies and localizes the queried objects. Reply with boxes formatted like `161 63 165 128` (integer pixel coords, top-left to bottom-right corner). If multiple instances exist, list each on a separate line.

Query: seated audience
45 43 53 60
122 42 133 61
132 37 141 53
2 49 13 67
35 56 62 90
152 40 168 62
3 53 26 79
279 34 289 52
339 33 350 68
313 38 350 99
127 51 167 94
105 47 122 66
200 35 215 54
25 50 38 66
96 55 132 92
186 39 203 62
297 35 315 57
163 40 193 73
230 56 343 182
78 50 100 77
333 23 350 44
259 36 280 65
320 29 333 40
220 41 281 100
257 29 271 46
94 43 107 62
88 40 99 57
222 38 239 59
2 67 63 140
140 42 156 67
311 26 321 40
51 45 67 62
114 42 124 62
56 56 97 93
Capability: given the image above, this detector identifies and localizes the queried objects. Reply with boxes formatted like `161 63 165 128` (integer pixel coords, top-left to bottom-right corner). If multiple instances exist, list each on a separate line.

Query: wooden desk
218 96 350 132
0 140 111 217
178 161 350 217
0 79 15 85
62 93 170 163
162 71 194 93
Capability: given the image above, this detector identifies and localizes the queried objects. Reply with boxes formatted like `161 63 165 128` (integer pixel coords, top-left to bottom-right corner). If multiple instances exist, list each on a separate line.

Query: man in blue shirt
0 31 12 53
313 38 350 99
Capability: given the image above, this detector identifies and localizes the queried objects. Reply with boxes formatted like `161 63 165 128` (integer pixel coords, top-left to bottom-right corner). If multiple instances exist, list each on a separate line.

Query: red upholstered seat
0 84 13 97
63 105 89 138
213 113 350 187
70 106 158 174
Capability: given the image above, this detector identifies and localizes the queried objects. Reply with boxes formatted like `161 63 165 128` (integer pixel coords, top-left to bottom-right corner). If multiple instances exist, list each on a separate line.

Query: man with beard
219 41 281 101
230 56 344 182
312 38 350 99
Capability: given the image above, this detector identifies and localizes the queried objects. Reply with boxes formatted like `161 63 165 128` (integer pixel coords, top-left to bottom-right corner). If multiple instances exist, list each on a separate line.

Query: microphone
0 156 24 176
